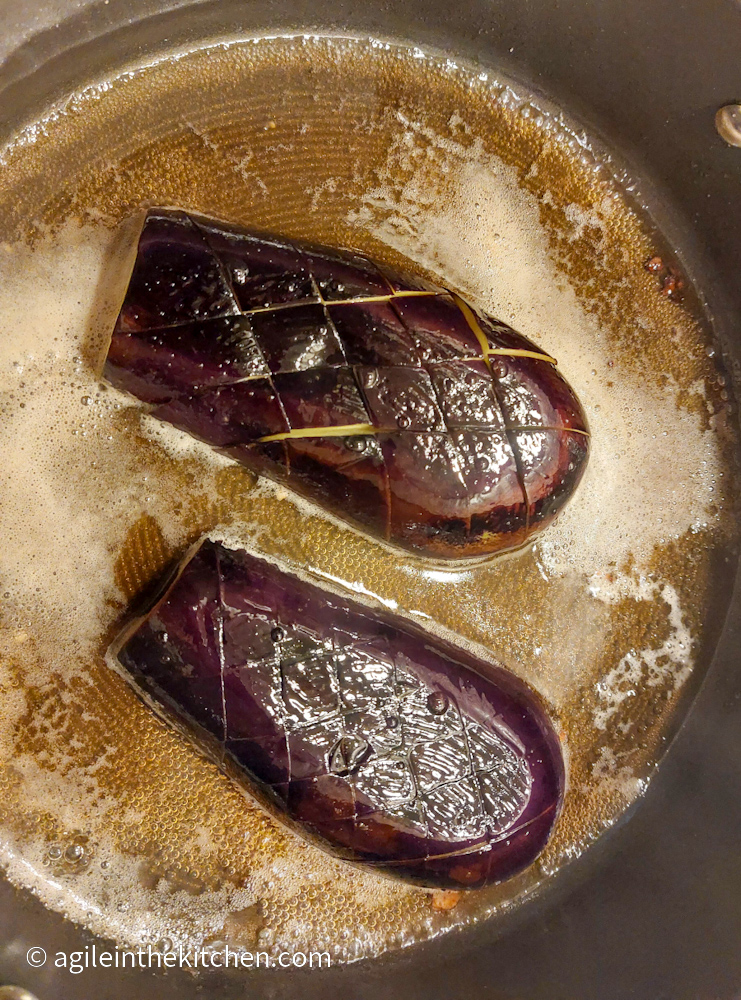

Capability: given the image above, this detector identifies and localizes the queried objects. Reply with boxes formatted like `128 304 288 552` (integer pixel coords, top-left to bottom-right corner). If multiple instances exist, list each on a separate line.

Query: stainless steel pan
0 1 739 997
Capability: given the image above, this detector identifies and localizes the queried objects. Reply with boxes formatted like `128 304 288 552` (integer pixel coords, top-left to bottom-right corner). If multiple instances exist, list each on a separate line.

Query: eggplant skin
105 208 589 560
112 538 565 890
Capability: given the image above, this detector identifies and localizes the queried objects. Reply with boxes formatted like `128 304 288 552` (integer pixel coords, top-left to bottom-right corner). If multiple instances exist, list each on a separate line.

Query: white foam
348 113 722 586
592 581 693 731
588 746 647 801
0 225 132 641
139 412 238 468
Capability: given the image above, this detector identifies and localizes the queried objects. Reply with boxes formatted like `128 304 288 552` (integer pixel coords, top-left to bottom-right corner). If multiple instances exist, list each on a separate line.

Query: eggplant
104 209 589 560
111 538 565 889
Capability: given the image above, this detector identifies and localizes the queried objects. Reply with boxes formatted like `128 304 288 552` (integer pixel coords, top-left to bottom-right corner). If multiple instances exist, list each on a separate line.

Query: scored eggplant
104 209 590 560
111 538 565 889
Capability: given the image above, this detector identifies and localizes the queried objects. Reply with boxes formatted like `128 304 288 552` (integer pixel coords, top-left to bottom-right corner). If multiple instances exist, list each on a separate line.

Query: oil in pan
0 34 737 963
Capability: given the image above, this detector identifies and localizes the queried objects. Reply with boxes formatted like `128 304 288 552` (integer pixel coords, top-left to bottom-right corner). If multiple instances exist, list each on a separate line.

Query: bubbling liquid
0 34 737 963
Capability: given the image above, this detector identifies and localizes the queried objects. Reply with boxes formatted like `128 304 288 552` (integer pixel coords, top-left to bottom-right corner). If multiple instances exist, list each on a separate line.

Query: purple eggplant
111 538 565 889
105 209 589 560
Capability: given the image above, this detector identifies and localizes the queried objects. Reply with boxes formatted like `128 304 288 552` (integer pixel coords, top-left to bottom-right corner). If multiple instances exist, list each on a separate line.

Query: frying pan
0 1 740 997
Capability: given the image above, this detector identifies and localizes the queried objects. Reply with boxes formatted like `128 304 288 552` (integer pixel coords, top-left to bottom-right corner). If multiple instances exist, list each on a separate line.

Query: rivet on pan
715 104 741 148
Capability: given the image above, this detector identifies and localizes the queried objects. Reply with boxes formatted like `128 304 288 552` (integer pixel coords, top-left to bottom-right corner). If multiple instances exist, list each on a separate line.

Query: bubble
64 843 85 863
257 927 275 946
426 691 448 715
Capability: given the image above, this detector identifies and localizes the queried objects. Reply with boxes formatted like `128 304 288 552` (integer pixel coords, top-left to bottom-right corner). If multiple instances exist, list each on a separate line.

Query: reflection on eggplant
104 209 589 560
111 538 565 889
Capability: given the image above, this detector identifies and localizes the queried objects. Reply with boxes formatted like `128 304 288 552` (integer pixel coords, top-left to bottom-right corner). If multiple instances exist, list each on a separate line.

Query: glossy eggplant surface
105 209 589 559
111 538 565 889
